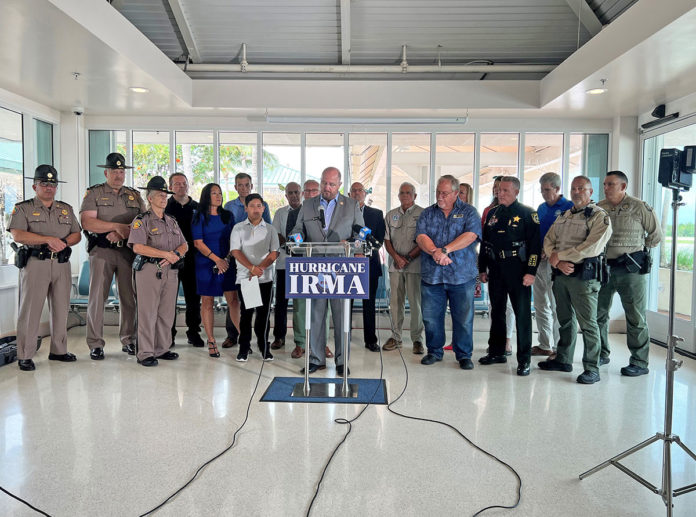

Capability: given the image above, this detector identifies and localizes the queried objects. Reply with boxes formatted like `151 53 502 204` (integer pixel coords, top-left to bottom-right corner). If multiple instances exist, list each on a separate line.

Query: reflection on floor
1 324 696 516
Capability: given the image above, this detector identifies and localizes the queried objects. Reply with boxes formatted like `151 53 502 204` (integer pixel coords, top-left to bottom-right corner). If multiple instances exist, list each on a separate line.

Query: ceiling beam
340 0 351 65
166 0 201 63
565 0 603 37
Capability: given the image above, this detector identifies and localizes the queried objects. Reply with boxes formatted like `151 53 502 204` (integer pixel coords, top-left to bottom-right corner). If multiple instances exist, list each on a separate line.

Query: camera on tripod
658 145 696 190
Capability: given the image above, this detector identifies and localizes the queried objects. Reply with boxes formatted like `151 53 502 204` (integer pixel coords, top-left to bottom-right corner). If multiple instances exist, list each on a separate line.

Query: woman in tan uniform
127 176 188 367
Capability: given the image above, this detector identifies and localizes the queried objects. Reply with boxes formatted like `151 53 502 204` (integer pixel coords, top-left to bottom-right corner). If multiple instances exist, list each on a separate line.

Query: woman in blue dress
191 183 239 357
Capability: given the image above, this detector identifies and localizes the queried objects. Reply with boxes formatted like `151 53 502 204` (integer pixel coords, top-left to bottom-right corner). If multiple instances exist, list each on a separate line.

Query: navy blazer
362 205 386 279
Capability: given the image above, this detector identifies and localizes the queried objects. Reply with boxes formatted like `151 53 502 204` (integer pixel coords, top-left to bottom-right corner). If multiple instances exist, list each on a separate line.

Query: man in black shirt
165 173 203 347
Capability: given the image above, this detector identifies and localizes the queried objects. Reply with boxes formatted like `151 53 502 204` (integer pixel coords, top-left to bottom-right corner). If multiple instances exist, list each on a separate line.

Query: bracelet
206 251 213 258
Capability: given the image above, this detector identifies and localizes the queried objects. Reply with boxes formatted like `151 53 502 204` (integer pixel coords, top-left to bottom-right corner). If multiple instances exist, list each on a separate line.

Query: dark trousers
225 303 240 341
273 271 288 341
171 257 201 341
238 281 273 355
349 274 379 345
487 259 532 365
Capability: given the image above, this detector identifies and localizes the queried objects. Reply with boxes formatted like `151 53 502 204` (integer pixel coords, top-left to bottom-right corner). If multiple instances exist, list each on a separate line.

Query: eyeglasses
37 182 57 188
435 190 455 198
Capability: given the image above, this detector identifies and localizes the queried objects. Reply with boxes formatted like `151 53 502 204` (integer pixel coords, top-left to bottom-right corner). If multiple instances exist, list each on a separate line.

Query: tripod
579 188 696 516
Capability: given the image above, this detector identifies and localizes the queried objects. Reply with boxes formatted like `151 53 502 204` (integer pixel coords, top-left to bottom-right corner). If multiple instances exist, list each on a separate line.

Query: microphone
352 225 381 248
318 205 326 228
288 233 304 243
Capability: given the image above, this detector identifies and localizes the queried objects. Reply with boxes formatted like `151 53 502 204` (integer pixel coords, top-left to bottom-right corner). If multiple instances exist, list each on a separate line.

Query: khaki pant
533 258 559 351
86 248 136 349
16 257 71 360
135 263 178 361
389 271 423 344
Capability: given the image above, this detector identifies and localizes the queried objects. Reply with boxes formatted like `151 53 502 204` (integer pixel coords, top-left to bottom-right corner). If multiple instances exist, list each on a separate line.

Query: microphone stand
579 187 696 516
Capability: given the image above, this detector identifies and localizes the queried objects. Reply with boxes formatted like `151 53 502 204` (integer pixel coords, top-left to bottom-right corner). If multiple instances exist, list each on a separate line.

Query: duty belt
98 239 126 248
496 241 526 259
29 248 60 260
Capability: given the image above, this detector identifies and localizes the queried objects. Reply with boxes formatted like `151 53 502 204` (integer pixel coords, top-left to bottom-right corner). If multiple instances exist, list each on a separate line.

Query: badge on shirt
531 213 539 224
513 215 521 223
101 197 110 200
488 216 498 227
61 209 68 215
392 215 399 221
129 195 134 200
32 212 40 216
132 220 142 229
453 214 463 219
152 227 159 233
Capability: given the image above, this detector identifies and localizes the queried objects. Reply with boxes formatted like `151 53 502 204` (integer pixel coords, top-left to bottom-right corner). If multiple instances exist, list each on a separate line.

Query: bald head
285 181 302 209
320 167 342 201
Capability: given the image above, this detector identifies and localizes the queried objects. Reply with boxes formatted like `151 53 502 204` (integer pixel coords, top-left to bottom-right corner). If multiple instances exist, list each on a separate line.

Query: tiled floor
2 319 696 516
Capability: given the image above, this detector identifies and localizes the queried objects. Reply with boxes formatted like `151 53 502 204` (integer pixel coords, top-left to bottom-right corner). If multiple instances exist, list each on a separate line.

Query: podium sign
285 257 369 299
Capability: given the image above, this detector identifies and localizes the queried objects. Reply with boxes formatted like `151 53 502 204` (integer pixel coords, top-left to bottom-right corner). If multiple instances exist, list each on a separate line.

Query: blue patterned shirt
223 197 272 225
537 196 574 243
415 199 481 285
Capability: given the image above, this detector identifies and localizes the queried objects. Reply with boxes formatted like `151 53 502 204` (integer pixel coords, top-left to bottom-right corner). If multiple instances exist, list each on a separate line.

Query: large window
349 133 387 212
133 131 170 188
392 133 430 210
569 133 609 200
262 133 301 216
0 107 23 265
35 119 53 166
306 133 344 183
523 133 564 208
435 133 475 203
477 133 519 212
175 131 214 200
219 132 257 205
89 130 127 186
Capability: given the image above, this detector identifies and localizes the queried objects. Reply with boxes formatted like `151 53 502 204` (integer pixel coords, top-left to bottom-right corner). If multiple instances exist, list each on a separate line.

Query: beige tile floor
2 317 696 516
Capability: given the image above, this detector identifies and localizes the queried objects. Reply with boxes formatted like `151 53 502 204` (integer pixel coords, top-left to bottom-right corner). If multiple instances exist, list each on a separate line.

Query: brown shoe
291 345 305 358
531 345 554 356
271 338 285 350
413 341 425 355
382 338 402 351
325 346 334 358
222 337 237 348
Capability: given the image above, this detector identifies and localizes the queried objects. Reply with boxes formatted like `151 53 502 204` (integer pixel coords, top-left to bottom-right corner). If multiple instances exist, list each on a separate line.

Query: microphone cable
387 339 522 516
138 269 277 516
0 486 52 516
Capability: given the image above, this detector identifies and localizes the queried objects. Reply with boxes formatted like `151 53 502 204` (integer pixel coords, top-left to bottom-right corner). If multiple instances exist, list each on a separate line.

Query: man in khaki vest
539 176 612 384
597 170 663 376
80 153 146 360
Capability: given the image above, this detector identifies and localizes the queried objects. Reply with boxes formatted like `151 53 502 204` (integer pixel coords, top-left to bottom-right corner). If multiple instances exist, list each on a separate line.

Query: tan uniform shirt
384 204 424 273
543 203 612 263
9 197 81 242
80 183 146 227
127 211 186 254
597 194 663 260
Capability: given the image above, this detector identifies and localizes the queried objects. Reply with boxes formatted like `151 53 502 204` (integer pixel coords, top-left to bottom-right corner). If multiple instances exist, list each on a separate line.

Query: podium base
292 382 359 398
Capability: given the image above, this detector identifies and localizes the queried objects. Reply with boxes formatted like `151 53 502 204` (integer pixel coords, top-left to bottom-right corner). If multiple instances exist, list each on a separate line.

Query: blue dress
191 213 237 295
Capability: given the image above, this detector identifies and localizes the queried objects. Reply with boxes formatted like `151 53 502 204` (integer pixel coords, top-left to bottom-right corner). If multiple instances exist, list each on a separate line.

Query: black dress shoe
48 353 77 362
336 365 351 376
122 344 135 355
420 353 442 365
90 348 105 360
301 364 326 374
517 362 531 376
137 357 159 367
478 354 507 365
157 351 179 360
18 359 36 371
364 342 379 352
459 358 474 370
187 333 205 348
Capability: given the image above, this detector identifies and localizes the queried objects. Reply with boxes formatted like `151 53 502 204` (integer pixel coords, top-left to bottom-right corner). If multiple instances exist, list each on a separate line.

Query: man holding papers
230 194 280 362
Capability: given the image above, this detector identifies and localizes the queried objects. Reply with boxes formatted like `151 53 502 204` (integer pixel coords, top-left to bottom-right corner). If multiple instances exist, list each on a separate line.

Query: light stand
579 187 696 516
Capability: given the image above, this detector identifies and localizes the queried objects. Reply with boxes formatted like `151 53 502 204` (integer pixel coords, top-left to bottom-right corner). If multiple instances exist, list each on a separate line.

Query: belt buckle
116 240 124 248
511 250 517 257
49 251 58 260
499 250 505 259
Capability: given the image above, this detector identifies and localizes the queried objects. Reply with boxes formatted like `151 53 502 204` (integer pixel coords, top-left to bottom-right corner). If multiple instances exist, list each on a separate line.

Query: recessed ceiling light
586 79 608 95
129 86 150 93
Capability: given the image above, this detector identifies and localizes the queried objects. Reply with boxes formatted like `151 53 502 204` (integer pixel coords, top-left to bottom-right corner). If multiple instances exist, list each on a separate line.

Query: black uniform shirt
165 196 199 245
479 199 541 276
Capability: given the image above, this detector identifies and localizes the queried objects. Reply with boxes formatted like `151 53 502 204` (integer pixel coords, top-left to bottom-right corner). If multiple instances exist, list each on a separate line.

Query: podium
285 241 370 398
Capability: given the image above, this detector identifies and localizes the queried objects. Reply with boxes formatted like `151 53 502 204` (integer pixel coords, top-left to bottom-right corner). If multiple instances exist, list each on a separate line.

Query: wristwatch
174 250 182 258
441 247 449 255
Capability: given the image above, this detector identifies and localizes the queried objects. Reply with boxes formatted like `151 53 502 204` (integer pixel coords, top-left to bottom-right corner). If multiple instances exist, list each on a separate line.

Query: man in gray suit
290 167 364 376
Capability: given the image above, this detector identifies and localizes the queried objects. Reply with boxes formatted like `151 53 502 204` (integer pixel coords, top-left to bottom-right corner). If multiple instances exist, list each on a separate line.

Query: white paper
240 276 263 309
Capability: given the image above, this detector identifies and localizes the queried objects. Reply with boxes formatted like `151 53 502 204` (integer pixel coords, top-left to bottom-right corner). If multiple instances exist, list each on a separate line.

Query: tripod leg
579 434 662 479
673 436 696 463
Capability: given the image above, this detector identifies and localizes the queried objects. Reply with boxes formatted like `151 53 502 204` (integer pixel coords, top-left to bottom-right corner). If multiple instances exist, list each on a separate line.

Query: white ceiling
0 0 694 121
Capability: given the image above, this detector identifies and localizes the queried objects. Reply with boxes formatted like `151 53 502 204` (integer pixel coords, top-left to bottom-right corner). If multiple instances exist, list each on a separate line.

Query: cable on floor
0 485 52 516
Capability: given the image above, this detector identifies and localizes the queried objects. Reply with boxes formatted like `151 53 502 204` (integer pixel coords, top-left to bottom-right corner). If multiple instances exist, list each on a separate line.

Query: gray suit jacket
291 194 364 242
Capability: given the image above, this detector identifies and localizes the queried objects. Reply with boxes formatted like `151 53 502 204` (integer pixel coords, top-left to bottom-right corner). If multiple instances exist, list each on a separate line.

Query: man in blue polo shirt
532 172 574 357
415 175 481 370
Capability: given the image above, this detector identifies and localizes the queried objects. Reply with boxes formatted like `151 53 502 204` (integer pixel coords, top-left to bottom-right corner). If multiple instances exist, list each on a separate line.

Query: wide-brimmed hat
25 164 66 183
138 176 175 195
98 152 133 169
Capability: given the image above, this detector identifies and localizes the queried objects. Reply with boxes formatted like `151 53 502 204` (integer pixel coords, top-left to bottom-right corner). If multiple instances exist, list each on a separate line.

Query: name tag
453 214 463 219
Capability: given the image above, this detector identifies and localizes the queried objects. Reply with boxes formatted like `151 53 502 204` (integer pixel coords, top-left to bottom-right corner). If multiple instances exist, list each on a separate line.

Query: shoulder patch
132 220 142 230
86 183 103 191
531 212 539 224
604 215 610 226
